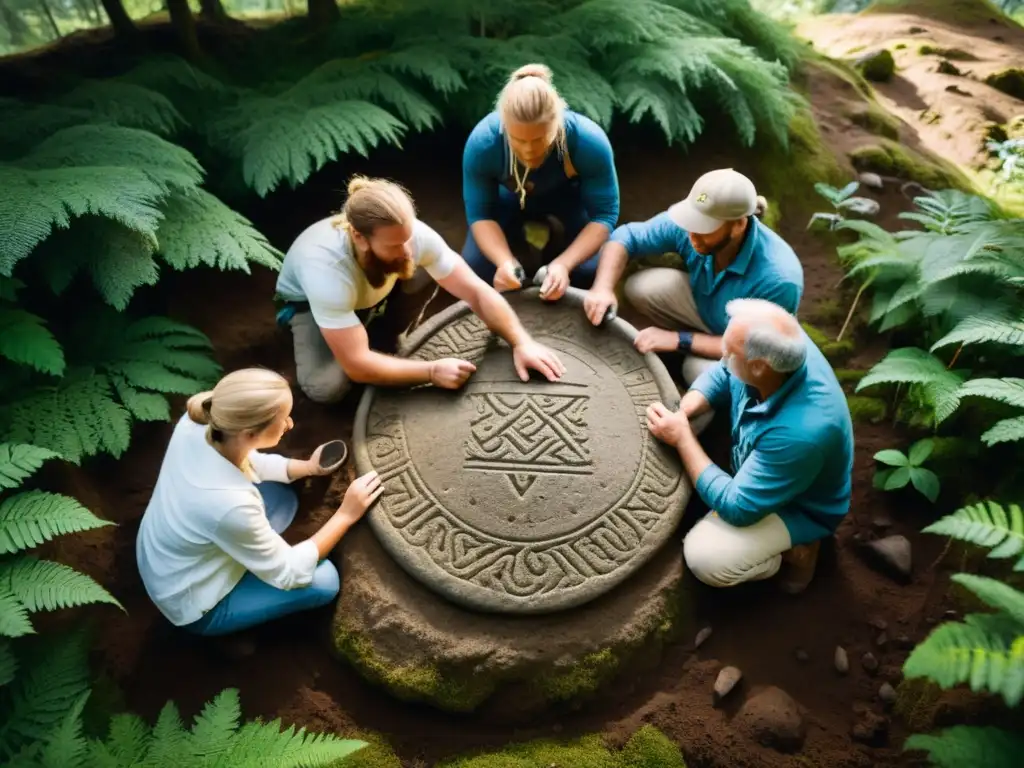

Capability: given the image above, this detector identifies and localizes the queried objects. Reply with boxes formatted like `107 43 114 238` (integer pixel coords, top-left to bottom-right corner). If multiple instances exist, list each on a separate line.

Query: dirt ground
35 38 996 768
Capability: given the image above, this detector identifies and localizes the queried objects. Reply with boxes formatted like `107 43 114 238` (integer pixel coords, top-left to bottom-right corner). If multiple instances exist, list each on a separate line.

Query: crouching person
136 368 381 647
645 299 853 593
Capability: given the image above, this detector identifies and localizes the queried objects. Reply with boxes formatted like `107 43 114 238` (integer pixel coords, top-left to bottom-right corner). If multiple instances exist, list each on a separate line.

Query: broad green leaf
884 466 911 490
908 438 934 466
874 449 909 467
910 467 940 503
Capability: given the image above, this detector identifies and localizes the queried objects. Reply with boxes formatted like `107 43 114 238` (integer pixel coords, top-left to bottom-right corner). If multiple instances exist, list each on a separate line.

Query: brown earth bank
22 28 1014 768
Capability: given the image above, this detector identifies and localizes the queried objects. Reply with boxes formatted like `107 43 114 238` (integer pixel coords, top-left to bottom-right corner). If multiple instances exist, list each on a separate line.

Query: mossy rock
437 726 686 768
330 525 691 720
833 368 867 390
985 68 1024 101
894 677 945 733
866 0 1009 27
337 732 403 768
918 45 977 61
801 322 854 362
808 298 845 325
854 49 896 83
936 60 963 77
848 139 972 191
847 395 887 424
848 104 901 139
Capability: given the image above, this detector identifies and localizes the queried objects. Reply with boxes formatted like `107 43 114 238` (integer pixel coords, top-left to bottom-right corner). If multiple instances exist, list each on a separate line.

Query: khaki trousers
290 311 351 404
683 511 793 588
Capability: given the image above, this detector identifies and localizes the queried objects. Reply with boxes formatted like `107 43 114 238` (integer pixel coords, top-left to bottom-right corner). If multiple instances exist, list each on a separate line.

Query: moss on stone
918 45 977 61
848 104 901 139
334 629 497 713
847 395 888 424
334 732 402 768
801 322 854 361
855 49 896 82
809 298 846 325
985 68 1024 101
936 60 963 77
848 139 973 191
436 727 686 768
759 198 782 231
534 648 621 704
833 368 867 388
894 677 945 732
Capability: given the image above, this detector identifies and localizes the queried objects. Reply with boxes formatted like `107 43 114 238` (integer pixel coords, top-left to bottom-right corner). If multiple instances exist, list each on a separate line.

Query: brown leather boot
779 540 821 594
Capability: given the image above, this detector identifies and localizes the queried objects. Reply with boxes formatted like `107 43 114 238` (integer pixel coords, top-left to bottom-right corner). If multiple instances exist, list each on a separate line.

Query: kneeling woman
136 368 382 637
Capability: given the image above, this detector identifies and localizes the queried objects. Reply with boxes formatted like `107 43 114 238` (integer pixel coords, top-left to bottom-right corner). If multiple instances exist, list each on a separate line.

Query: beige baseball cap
667 168 759 235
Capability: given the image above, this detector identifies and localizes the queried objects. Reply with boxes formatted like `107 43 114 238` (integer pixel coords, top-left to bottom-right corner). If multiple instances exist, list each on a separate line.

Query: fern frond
0 639 15 687
905 725 1024 768
156 190 284 273
0 587 33 638
931 311 1024 351
856 348 965 423
116 55 230 98
953 573 1024 626
0 103 97 160
613 74 702 143
372 44 468 96
0 310 65 376
903 611 1024 706
924 501 1024 571
0 166 165 278
545 0 716 50
982 416 1024 447
0 490 112 555
188 688 241 758
54 80 185 137
1 372 132 464
667 0 803 68
0 444 59 493
0 628 91 759
227 719 367 765
139 702 188 767
1 555 122 616
0 276 23 303
89 714 150 767
958 378 1024 411
36 691 90 768
901 189 996 234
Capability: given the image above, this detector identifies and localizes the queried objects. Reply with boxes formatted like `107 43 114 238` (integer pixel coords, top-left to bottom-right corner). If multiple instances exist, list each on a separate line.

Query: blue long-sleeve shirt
462 109 619 231
609 212 803 334
688 331 854 546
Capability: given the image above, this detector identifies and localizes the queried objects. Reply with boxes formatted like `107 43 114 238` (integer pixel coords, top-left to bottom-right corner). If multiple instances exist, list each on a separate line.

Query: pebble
868 618 888 632
695 626 713 649
895 634 915 650
851 710 890 746
876 632 888 648
835 646 850 675
862 652 879 674
713 666 743 706
858 172 884 189
735 686 807 754
871 513 893 529
858 535 913 582
795 648 810 663
879 683 897 707
842 197 881 217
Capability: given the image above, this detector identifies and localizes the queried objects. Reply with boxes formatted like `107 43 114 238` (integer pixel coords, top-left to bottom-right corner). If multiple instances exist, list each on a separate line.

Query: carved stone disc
353 287 690 614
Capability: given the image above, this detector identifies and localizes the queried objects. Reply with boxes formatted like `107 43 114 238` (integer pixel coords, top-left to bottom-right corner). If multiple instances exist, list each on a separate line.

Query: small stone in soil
895 634 915 650
944 609 958 620
795 648 809 663
851 710 890 746
735 686 807 754
862 652 879 673
835 646 849 675
871 514 893 529
879 683 897 706
876 632 888 648
714 666 743 706
869 618 888 632
858 535 913 582
695 626 713 649
858 172 884 189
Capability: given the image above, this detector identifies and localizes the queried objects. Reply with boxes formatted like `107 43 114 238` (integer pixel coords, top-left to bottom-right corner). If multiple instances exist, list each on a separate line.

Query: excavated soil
31 35 996 768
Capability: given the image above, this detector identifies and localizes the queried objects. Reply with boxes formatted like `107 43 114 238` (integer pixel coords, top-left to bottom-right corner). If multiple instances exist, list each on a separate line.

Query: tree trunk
36 0 61 38
99 0 139 40
198 0 229 23
167 0 202 62
306 0 339 27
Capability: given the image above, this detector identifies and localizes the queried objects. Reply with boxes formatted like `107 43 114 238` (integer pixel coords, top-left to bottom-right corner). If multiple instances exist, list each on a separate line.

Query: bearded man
583 168 804 392
274 175 565 404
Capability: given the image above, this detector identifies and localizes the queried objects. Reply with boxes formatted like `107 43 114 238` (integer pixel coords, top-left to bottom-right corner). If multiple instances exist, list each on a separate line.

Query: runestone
352 288 690 613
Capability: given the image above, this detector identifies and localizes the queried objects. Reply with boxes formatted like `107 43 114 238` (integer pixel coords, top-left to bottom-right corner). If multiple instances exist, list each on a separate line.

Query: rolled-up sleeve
690 363 731 412
609 212 681 259
248 450 292 483
213 501 319 590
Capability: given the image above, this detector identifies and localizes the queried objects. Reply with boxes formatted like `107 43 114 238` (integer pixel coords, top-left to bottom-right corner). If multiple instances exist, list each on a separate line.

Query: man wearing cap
583 168 803 387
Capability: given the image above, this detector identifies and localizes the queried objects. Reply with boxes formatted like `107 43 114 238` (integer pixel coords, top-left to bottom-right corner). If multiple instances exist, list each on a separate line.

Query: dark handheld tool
318 439 348 472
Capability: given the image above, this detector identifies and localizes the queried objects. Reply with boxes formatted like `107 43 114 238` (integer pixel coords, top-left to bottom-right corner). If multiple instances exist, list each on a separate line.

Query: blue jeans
184 481 340 637
462 192 600 288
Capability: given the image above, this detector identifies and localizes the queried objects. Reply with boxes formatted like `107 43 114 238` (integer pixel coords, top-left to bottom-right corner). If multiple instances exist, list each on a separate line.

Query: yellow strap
562 149 577 179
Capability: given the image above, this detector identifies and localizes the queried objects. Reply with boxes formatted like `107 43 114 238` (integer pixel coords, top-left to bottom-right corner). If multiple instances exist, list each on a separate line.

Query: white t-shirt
275 216 460 330
135 414 320 627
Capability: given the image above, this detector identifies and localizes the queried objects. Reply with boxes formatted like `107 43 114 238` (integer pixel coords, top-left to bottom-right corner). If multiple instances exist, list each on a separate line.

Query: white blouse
136 414 319 626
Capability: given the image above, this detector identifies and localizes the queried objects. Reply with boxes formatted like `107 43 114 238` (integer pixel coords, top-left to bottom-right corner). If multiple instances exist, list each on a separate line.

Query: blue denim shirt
609 212 803 334
688 331 854 545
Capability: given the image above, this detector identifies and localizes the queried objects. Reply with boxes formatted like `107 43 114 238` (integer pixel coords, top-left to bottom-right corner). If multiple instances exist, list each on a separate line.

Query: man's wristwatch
677 331 694 352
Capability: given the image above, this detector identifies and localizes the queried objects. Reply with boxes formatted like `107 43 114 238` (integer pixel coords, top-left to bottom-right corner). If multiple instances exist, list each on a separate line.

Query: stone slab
353 287 690 614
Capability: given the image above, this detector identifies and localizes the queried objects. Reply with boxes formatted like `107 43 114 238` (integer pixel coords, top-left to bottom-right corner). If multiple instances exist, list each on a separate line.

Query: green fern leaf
546 0 716 49
905 725 1024 768
0 309 65 376
122 316 214 347
188 687 241 759
17 125 203 195
55 80 185 137
227 719 367 765
0 587 33 638
0 628 91 759
931 311 1024 351
924 501 1024 571
116 55 230 98
0 639 16 687
0 276 23 303
0 490 111 555
36 691 90 768
0 444 59 492
1 555 122 615
900 190 996 234
856 348 965 424
953 573 1024 626
90 713 151 767
156 190 284 273
957 378 1024 411
2 371 132 464
613 75 702 143
138 702 188 767
0 165 165 278
0 103 97 160
903 612 1024 706
373 44 468 96
110 378 170 422
982 416 1024 447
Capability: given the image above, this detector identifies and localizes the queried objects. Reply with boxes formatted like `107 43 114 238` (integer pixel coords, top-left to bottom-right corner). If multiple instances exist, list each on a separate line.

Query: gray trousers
289 311 351 404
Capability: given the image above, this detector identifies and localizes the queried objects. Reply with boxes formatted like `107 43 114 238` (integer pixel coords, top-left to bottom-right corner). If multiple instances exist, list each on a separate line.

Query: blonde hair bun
185 390 214 425
511 63 553 84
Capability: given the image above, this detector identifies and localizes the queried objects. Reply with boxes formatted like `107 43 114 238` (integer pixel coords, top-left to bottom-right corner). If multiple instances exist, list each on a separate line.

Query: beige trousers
683 511 793 588
290 311 351 404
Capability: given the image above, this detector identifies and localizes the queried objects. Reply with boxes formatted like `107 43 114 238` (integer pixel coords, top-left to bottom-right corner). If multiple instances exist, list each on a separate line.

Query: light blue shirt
688 331 854 545
609 212 803 334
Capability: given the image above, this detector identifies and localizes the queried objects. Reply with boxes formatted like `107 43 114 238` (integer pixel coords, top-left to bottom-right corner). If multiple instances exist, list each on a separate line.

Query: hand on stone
513 340 567 383
583 287 617 326
539 262 569 301
634 327 679 355
646 402 689 448
429 358 477 389
337 470 384 525
494 260 523 293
